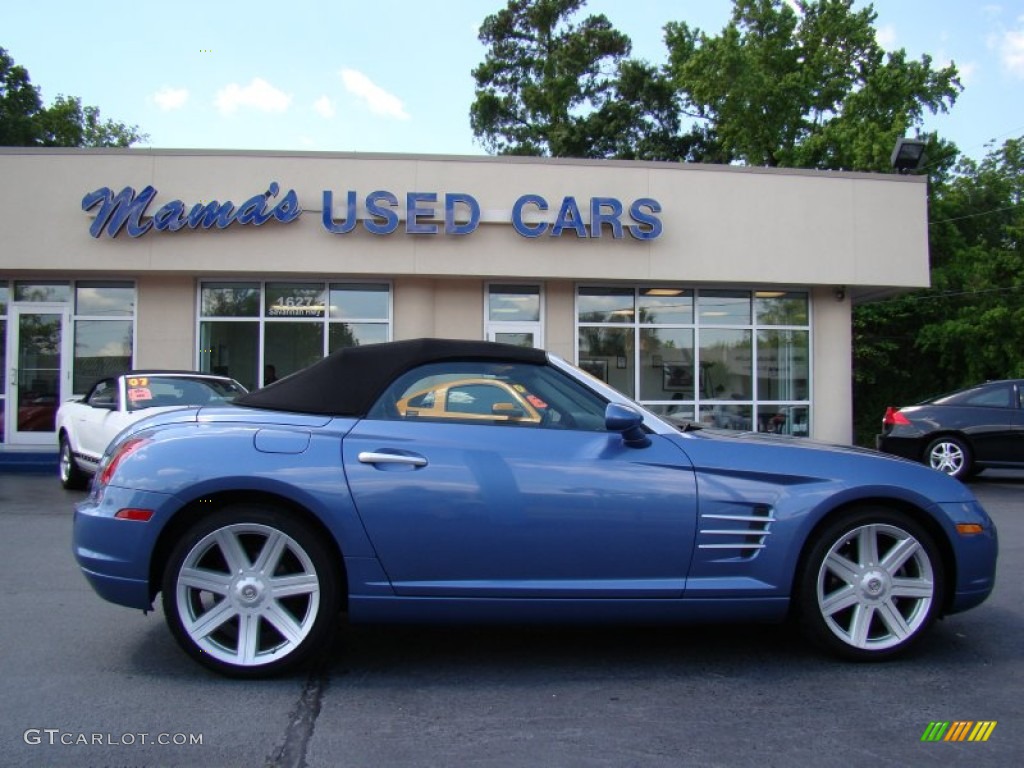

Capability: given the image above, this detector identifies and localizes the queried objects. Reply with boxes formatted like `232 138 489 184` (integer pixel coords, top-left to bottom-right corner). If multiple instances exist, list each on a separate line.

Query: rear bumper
875 434 923 462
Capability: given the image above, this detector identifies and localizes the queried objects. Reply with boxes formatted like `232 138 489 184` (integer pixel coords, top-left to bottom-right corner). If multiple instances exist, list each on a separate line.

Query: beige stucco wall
0 148 928 291
0 148 930 446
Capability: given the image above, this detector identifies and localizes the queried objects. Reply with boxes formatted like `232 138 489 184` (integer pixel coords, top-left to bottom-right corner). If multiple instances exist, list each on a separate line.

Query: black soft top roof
235 338 548 416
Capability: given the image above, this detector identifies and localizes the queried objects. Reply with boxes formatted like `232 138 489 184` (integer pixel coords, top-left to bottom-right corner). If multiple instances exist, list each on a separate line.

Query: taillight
882 407 911 427
98 436 150 486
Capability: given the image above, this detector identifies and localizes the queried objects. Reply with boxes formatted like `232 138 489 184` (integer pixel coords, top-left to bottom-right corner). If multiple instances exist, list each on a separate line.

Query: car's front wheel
161 505 341 677
59 434 88 490
925 436 972 480
797 509 944 660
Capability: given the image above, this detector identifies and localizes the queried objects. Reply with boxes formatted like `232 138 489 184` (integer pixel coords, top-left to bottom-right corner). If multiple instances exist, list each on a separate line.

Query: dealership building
0 147 929 459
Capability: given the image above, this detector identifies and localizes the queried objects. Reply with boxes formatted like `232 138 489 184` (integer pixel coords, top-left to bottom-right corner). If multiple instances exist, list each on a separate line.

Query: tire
59 435 89 490
925 436 972 480
797 509 944 661
161 505 341 678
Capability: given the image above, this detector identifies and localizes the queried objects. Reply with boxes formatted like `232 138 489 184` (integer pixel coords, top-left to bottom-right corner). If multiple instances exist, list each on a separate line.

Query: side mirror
605 403 651 448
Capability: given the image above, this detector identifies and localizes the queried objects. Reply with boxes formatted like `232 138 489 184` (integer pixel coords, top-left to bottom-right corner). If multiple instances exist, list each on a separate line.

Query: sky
5 0 1024 162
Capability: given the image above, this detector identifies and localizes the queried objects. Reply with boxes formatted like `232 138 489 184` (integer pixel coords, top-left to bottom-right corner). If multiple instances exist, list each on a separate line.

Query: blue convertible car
73 339 997 677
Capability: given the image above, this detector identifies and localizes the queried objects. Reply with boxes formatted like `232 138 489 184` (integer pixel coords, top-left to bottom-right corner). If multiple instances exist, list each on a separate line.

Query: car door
76 379 133 460
342 360 698 599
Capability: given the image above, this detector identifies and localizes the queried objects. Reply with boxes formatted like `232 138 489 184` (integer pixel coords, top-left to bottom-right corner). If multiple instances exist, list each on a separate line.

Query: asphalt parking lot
0 470 1021 768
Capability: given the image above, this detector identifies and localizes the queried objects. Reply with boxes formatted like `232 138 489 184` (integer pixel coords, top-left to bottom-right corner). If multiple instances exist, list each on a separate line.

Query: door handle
358 451 427 467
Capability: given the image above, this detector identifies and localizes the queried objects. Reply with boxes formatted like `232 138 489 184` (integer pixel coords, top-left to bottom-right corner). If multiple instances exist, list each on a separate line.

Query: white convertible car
56 371 247 489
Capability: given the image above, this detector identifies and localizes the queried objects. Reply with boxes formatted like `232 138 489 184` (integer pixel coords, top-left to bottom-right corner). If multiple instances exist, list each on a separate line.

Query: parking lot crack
266 660 330 768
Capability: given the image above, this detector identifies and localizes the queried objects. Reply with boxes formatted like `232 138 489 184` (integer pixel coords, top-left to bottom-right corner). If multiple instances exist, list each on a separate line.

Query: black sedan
877 379 1024 480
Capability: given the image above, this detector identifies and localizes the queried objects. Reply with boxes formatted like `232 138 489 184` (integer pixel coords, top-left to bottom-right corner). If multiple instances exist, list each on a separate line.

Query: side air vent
697 505 775 558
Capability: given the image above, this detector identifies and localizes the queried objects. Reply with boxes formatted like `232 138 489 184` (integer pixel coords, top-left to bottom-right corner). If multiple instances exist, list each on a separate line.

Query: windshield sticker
526 395 548 409
128 387 153 402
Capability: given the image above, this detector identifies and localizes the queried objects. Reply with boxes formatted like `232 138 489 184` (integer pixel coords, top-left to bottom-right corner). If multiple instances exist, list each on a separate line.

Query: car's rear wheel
59 435 88 490
161 505 341 678
797 509 943 660
925 436 972 480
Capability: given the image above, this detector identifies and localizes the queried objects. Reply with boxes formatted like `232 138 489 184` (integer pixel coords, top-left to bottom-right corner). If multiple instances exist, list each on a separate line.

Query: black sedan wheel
925 436 972 480
59 435 88 490
162 506 341 678
798 510 943 660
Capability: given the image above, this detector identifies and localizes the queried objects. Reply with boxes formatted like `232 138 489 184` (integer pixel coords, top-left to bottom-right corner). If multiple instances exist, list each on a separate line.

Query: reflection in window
201 283 260 317
488 284 540 322
199 281 391 388
14 281 71 303
577 285 811 434
74 320 133 393
76 282 134 316
578 287 634 323
699 290 750 325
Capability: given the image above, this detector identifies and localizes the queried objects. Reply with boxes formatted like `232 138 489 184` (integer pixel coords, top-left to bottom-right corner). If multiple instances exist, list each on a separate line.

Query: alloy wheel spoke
857 527 880 566
238 613 261 664
270 572 320 599
187 597 237 640
849 604 875 647
824 551 861 585
263 601 306 646
214 529 250 574
821 584 860 616
891 576 933 599
880 536 920 574
179 566 232 595
251 531 288 576
875 600 912 641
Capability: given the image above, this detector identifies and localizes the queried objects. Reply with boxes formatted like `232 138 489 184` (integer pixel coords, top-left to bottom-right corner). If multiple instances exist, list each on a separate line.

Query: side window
963 385 1012 408
368 360 609 431
86 380 117 408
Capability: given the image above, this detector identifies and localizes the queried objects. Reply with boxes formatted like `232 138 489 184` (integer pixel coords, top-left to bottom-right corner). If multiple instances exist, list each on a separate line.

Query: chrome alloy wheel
174 523 322 669
928 439 966 477
816 523 935 652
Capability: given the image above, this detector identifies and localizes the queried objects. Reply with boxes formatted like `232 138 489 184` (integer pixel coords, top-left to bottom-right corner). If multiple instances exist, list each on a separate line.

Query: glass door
7 306 70 445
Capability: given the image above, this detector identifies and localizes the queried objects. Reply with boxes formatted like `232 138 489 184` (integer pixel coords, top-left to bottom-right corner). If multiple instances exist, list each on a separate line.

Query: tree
663 0 961 172
851 136 1024 444
470 0 633 156
0 46 146 147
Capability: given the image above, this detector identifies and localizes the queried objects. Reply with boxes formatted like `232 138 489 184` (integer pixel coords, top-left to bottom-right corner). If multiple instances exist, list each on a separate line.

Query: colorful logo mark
921 721 997 742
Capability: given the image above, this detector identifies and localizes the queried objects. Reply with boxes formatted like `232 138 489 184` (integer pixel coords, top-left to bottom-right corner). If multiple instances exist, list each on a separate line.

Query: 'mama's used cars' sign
81 183 662 241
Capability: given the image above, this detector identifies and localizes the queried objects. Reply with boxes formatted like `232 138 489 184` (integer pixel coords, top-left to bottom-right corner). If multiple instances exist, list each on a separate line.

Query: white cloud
313 95 335 118
957 60 978 85
875 24 897 50
1001 26 1024 76
152 87 189 111
340 69 409 120
214 78 292 115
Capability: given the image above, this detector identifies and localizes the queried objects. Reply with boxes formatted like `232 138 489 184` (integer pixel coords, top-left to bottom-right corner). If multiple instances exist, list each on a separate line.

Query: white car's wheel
59 435 89 490
161 505 341 677
798 509 943 660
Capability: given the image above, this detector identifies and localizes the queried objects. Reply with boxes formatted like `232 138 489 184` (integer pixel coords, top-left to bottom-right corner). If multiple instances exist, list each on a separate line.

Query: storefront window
201 283 260 317
72 282 136 394
488 284 540 322
578 287 634 323
578 285 811 434
200 320 259 390
14 281 71 303
199 281 391 389
578 326 634 396
265 322 325 381
699 290 751 325
73 321 133 393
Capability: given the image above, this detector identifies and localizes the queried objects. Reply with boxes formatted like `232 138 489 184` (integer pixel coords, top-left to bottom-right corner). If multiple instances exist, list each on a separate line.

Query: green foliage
0 46 146 147
851 137 1024 445
664 0 961 172
471 0 632 156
